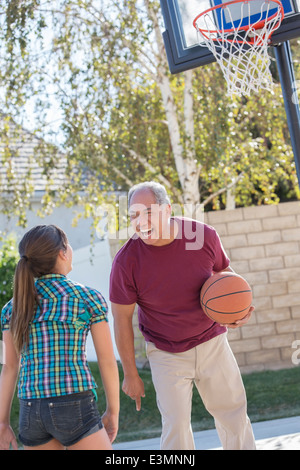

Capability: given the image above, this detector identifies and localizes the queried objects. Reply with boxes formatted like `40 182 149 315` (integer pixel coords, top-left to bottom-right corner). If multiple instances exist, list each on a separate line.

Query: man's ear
166 203 172 217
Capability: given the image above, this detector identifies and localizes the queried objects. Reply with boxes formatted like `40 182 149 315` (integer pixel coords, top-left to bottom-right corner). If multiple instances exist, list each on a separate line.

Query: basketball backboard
160 0 300 73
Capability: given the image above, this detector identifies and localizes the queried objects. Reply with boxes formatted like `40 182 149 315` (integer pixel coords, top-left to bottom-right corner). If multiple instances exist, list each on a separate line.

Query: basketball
200 272 252 324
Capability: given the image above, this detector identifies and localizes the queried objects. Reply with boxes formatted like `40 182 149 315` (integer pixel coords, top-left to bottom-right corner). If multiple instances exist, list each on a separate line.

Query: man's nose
137 212 150 228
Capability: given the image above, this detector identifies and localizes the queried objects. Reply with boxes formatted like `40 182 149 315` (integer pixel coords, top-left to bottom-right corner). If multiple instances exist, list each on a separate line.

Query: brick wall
109 200 300 372
204 201 300 372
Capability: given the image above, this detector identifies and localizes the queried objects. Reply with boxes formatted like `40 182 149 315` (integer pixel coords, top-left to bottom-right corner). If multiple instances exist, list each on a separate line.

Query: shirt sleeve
83 288 109 325
109 259 138 305
212 230 230 272
1 300 13 332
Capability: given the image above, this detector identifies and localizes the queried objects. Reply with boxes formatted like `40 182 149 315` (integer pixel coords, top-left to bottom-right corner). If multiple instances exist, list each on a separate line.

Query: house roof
0 118 67 193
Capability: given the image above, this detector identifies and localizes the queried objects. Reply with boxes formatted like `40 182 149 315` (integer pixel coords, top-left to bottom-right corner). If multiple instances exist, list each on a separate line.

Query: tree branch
121 144 184 203
201 172 244 207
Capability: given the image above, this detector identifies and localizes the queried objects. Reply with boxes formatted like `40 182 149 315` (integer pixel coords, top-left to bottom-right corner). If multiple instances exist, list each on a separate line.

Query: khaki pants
146 333 256 450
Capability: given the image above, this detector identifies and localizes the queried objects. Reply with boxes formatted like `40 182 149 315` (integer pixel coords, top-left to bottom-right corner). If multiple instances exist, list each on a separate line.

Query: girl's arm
0 331 19 450
91 321 120 443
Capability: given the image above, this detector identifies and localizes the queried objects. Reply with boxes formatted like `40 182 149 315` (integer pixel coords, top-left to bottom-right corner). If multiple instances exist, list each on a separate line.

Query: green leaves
0 1 299 223
0 234 18 340
192 56 300 209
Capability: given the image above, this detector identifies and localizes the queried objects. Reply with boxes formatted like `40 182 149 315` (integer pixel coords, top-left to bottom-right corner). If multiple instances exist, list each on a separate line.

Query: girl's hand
101 410 119 443
0 423 18 450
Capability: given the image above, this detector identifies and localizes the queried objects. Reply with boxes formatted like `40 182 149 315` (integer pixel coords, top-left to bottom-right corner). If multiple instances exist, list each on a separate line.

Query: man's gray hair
128 181 171 207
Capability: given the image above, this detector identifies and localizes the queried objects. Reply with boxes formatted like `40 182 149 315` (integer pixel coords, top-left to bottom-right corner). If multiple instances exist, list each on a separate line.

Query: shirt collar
37 273 67 281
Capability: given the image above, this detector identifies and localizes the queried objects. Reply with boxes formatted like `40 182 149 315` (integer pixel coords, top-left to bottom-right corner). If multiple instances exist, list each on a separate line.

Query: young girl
0 225 119 450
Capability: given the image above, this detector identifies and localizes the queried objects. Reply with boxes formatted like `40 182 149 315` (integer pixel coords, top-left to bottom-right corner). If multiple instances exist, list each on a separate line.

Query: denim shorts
19 390 103 447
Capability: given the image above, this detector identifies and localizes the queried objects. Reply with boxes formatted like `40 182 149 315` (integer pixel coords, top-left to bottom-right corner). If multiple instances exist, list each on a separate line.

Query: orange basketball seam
202 303 252 315
202 290 252 314
205 289 252 302
201 309 217 322
200 274 238 301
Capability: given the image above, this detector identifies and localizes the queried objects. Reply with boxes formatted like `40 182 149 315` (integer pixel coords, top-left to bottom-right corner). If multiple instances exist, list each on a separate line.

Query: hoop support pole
274 41 300 189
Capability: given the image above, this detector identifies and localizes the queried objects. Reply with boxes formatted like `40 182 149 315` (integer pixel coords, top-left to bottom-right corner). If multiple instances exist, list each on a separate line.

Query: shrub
0 235 18 340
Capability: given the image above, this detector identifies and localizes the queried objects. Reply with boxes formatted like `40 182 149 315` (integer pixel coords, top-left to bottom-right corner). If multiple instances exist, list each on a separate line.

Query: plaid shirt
1 274 108 399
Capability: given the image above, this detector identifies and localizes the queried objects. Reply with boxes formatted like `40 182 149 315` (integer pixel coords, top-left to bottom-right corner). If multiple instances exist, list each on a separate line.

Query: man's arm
111 302 145 411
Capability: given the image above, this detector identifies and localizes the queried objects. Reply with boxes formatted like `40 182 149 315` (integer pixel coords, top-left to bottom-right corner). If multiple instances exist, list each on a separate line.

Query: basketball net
193 0 284 97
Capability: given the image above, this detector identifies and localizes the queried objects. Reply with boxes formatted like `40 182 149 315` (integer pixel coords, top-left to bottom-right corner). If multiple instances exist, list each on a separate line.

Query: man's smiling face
129 189 173 246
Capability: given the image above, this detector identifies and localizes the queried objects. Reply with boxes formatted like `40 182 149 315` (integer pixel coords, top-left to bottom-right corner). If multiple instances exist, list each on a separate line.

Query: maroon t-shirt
109 218 229 353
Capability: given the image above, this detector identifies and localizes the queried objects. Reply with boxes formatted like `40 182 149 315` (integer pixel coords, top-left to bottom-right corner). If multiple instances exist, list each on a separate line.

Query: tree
192 58 300 209
0 1 299 227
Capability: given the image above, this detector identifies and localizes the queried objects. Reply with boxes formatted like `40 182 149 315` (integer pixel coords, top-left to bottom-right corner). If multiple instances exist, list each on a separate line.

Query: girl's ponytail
10 257 37 354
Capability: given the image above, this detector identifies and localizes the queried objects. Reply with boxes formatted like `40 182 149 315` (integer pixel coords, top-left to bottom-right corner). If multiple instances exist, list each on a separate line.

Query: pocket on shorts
49 399 83 435
19 400 32 432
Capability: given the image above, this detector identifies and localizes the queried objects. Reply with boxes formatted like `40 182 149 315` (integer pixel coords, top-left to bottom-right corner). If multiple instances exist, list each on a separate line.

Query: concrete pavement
113 416 300 450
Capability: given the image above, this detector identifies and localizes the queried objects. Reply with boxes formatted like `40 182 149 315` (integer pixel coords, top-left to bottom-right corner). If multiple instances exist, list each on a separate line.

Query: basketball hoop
193 0 284 97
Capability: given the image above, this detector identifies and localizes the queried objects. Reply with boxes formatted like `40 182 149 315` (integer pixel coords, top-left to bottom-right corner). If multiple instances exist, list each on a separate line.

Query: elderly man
110 181 256 450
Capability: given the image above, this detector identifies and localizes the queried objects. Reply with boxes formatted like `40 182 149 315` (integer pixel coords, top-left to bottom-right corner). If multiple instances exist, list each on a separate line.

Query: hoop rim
193 0 284 42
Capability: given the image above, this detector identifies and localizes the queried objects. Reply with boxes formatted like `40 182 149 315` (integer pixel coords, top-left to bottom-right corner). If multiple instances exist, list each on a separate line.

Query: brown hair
10 225 68 353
